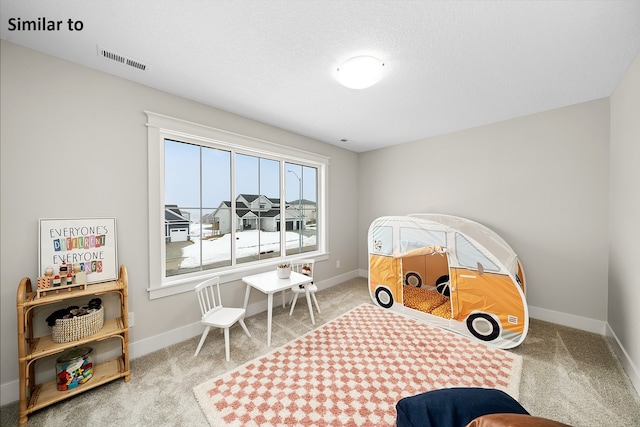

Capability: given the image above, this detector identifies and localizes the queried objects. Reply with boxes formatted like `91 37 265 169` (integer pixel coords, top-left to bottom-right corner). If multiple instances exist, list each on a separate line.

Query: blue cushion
396 387 529 427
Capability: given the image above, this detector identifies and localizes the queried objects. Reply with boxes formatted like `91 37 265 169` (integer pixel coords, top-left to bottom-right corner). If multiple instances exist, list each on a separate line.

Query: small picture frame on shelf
39 218 118 285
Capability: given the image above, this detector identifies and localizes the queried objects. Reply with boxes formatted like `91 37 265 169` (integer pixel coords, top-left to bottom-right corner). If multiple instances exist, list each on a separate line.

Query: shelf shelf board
23 317 126 362
27 357 129 414
22 280 124 307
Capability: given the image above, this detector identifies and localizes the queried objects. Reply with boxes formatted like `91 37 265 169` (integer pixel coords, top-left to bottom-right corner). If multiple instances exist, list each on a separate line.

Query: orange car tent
368 213 528 349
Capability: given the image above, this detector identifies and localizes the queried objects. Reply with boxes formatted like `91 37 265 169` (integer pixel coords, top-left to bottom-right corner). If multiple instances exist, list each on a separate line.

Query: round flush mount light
337 56 385 89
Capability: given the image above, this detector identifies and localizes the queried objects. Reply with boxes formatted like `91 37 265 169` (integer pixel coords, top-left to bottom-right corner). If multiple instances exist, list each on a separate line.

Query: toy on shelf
73 263 88 285
55 347 94 391
36 262 89 297
37 276 51 291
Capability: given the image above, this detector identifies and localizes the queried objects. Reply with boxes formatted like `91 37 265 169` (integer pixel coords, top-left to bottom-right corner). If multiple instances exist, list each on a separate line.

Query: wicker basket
52 306 104 343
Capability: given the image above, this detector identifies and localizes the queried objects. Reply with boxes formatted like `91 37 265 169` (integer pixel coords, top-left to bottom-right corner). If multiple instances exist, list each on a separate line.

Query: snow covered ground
180 229 316 268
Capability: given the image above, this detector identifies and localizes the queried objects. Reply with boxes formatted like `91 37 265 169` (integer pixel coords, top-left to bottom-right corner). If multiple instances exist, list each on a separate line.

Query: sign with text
39 218 118 284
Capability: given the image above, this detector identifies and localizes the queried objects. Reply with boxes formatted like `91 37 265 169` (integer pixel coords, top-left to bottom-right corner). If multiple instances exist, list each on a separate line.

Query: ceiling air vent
97 46 148 71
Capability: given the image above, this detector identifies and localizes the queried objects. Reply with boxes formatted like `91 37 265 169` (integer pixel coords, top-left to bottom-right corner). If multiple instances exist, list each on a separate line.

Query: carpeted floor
2 277 639 426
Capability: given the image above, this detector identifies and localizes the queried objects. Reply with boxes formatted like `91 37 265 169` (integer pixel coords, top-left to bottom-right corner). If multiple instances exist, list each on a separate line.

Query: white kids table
241 270 314 346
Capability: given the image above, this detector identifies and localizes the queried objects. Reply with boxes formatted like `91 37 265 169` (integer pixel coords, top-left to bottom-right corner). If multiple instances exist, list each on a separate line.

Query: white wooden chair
194 276 251 361
289 259 321 319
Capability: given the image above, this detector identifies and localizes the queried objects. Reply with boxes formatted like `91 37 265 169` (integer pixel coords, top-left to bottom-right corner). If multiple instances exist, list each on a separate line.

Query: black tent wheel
374 287 394 309
466 313 501 342
404 272 422 288
435 275 450 297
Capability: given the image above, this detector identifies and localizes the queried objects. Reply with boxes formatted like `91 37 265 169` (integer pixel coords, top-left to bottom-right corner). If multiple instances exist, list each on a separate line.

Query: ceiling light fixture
336 56 384 89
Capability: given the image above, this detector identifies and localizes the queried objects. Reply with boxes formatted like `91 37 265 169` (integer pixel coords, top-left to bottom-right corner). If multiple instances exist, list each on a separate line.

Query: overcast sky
164 140 317 209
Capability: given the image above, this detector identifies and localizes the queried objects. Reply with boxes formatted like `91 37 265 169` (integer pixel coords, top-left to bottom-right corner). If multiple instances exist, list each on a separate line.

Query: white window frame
146 111 330 299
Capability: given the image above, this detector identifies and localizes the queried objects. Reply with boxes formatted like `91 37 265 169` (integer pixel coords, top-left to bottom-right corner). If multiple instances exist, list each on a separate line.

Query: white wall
0 41 359 401
358 99 610 322
608 53 640 389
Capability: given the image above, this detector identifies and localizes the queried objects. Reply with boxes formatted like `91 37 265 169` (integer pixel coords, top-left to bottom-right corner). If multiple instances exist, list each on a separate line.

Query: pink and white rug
193 304 522 426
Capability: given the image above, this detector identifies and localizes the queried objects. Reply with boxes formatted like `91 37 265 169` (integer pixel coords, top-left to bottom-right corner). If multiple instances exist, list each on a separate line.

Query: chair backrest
291 259 315 280
195 276 223 317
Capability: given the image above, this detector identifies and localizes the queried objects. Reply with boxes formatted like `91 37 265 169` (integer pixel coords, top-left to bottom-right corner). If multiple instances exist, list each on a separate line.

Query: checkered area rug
193 304 522 426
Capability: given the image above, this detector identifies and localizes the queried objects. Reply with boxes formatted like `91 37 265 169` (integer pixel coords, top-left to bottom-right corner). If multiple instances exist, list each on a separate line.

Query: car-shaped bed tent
368 214 528 349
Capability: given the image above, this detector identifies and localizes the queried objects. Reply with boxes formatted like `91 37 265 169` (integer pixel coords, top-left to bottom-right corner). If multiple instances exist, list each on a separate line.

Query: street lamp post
287 170 303 251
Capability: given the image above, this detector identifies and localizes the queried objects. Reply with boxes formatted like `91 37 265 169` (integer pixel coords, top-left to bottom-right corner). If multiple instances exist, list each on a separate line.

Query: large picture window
147 112 328 298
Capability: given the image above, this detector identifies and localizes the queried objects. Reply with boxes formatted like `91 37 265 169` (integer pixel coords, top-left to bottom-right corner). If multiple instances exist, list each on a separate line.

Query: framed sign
39 218 118 284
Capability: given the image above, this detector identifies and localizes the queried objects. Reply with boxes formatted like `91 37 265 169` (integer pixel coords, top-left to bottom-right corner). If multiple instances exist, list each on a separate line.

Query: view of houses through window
164 139 318 278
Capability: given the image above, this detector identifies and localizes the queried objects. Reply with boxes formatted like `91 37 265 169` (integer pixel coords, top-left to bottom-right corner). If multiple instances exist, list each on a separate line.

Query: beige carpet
2 277 639 426
193 304 521 426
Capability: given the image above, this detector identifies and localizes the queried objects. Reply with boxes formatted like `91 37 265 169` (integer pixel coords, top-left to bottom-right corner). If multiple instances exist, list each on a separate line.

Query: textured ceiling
2 1 639 152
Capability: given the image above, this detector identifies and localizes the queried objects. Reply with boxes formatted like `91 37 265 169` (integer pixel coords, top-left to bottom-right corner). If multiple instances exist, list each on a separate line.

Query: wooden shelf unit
16 265 130 426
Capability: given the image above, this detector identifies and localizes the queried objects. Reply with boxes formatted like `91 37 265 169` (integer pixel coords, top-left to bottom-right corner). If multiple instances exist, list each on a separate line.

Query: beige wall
609 53 640 380
358 99 610 320
0 41 359 394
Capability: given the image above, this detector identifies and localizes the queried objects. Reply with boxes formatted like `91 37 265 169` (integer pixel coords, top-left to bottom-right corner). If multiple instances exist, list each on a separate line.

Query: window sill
147 253 329 299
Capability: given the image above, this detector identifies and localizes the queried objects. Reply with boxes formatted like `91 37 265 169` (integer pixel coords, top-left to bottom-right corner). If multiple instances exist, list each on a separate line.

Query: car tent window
455 233 499 272
371 226 393 255
399 227 446 253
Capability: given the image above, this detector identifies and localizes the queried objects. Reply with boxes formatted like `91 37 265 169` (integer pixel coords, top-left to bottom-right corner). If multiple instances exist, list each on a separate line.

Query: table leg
267 293 274 346
243 284 252 310
304 288 316 325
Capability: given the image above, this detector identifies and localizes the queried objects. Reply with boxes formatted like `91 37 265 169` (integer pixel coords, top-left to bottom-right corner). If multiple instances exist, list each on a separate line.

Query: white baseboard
528 305 607 335
317 269 362 292
1 380 18 406
129 321 203 360
605 324 640 396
